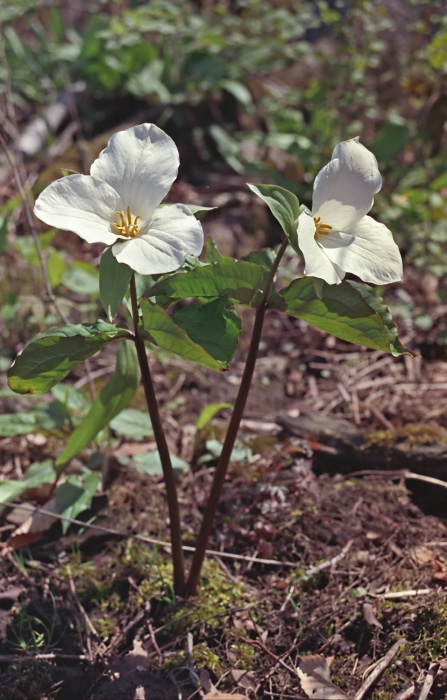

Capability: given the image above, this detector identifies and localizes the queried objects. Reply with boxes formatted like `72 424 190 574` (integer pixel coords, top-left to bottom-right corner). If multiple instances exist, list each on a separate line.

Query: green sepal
99 247 133 321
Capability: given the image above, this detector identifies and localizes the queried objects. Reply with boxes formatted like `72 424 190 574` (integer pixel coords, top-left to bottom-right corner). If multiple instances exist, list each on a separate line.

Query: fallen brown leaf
298 654 351 699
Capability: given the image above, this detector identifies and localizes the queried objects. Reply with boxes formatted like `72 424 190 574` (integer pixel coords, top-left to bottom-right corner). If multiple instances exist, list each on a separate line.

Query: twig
236 635 297 677
0 500 296 567
304 538 354 577
369 589 432 600
354 638 407 700
0 653 88 662
417 662 439 700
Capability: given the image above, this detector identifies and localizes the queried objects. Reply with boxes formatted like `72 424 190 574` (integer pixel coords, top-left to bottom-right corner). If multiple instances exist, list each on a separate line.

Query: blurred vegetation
1 0 447 341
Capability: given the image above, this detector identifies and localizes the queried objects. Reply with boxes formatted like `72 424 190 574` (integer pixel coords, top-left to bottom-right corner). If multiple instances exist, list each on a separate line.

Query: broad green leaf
196 402 232 431
56 341 140 468
109 408 153 441
198 439 253 465
0 403 68 436
99 247 133 321
348 282 417 357
269 278 406 353
140 299 225 371
173 298 241 365
148 260 264 306
51 384 91 414
133 451 189 476
55 472 101 534
247 184 300 247
61 263 99 296
8 321 131 394
0 460 56 508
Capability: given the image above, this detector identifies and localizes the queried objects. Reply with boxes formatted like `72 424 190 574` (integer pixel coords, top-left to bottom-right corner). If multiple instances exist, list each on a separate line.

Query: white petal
90 124 179 221
320 216 403 284
312 138 382 230
113 204 204 275
34 175 121 245
297 211 345 285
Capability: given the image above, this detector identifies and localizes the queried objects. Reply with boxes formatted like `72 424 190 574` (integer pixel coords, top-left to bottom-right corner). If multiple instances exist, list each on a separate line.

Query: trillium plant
8 124 411 596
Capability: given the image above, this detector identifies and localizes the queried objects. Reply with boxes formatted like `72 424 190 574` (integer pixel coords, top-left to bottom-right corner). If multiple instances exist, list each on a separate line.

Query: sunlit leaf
196 402 232 431
133 451 189 476
348 281 417 357
110 408 153 441
140 299 225 371
269 278 412 355
247 184 300 248
0 460 56 509
55 472 101 534
148 260 264 306
8 321 131 394
0 403 68 436
173 298 241 365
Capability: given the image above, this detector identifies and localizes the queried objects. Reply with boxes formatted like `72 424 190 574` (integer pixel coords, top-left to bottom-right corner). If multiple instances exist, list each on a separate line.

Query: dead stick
417 662 439 700
354 638 407 700
393 686 415 700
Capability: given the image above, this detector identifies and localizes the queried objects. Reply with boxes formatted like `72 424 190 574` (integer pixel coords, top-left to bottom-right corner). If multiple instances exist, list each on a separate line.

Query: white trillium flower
297 137 403 285
34 123 204 275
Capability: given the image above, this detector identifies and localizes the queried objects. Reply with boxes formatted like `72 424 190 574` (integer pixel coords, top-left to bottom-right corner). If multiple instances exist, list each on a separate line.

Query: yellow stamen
112 206 140 238
313 216 332 238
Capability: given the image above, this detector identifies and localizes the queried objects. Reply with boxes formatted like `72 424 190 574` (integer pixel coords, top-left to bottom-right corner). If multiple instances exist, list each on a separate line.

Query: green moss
411 601 447 658
363 424 447 452
191 643 223 675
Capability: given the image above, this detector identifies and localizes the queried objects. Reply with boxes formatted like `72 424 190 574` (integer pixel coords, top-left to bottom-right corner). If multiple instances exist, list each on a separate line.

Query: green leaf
348 282 417 357
55 472 101 534
99 247 133 321
173 298 242 365
8 321 131 394
0 403 68 436
140 299 226 371
56 341 140 468
196 402 232 431
61 263 99 296
148 260 264 306
269 277 407 353
109 408 153 441
133 451 189 476
51 384 92 414
0 461 56 509
371 120 410 162
247 184 300 247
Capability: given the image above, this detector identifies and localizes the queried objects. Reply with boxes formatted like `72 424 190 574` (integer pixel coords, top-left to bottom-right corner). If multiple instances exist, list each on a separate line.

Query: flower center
314 216 332 239
112 206 140 238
